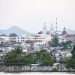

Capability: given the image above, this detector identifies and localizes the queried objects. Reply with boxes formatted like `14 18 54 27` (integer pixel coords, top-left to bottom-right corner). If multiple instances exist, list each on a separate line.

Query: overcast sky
0 0 75 33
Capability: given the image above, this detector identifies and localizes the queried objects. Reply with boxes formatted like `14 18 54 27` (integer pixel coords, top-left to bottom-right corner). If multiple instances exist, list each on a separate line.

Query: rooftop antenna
55 17 59 36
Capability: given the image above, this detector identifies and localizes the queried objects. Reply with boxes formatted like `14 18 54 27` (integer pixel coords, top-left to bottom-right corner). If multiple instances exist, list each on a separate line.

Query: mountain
0 26 33 37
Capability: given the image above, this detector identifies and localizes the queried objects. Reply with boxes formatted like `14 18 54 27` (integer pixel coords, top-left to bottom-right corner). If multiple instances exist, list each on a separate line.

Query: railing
0 65 53 72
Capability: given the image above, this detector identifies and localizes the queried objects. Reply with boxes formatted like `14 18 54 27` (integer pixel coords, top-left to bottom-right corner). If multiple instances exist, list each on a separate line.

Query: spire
62 27 67 35
54 17 58 36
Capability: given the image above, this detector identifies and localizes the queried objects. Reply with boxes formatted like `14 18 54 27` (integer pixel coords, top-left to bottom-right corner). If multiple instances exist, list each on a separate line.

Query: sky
0 0 75 33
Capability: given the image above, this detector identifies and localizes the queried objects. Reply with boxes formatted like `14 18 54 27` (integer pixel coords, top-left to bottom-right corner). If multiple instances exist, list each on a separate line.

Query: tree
4 47 54 66
4 46 36 65
35 49 54 66
23 53 35 65
4 46 24 65
61 41 72 49
71 45 75 57
15 46 22 54
66 45 75 69
51 35 59 47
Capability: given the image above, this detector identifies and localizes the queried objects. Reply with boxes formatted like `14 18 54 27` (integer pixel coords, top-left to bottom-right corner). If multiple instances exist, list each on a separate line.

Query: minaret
62 27 67 35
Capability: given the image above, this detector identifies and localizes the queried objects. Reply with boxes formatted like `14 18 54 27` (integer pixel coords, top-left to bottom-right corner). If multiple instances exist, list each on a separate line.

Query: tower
62 27 67 35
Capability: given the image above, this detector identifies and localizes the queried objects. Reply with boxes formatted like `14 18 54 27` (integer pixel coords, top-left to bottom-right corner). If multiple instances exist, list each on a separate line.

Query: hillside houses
0 26 74 72
0 30 52 54
0 26 74 65
0 26 74 54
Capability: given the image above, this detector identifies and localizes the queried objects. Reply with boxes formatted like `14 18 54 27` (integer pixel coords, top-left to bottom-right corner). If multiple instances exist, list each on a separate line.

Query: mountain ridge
0 26 33 37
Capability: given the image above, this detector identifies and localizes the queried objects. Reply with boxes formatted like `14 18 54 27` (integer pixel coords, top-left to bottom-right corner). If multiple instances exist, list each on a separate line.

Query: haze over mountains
0 26 75 37
0 26 33 36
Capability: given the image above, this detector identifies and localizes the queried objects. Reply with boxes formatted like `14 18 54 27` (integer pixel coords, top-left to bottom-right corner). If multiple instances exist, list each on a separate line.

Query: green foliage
66 58 75 68
35 49 54 65
51 35 59 47
23 54 35 65
4 47 54 66
4 46 23 65
15 46 22 54
71 45 75 57
61 41 72 49
66 45 75 69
